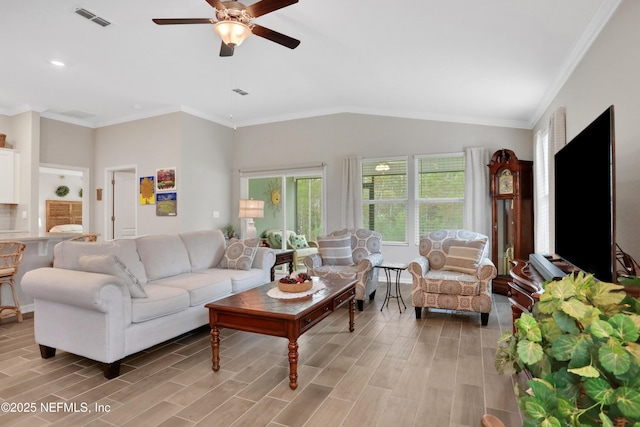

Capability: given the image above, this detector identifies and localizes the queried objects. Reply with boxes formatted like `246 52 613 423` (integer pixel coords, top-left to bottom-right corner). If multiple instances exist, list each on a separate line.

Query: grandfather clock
488 149 534 294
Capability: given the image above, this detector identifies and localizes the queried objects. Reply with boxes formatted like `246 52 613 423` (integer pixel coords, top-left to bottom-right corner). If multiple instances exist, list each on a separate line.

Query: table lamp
238 199 264 239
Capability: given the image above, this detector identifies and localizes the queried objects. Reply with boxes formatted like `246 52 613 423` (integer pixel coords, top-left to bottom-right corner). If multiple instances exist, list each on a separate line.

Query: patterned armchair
408 229 496 325
303 228 383 311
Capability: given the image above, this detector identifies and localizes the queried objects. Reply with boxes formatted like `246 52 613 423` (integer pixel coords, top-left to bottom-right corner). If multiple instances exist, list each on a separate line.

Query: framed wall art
139 176 155 205
156 192 177 216
156 167 176 192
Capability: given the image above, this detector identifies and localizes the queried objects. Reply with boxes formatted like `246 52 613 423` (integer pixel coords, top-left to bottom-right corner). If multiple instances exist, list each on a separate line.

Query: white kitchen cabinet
0 148 19 204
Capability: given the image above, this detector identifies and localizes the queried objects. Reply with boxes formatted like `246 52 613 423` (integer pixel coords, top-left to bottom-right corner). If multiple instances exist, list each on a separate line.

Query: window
361 153 465 244
295 177 323 241
415 154 465 235
361 159 407 242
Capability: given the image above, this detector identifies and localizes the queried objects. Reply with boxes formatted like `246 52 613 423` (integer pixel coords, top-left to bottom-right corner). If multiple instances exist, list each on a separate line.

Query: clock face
498 169 514 194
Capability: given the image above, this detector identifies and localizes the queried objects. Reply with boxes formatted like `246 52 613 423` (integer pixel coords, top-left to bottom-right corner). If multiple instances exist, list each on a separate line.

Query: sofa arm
408 256 429 278
253 247 275 270
477 257 498 281
304 253 322 269
21 267 131 313
356 252 384 273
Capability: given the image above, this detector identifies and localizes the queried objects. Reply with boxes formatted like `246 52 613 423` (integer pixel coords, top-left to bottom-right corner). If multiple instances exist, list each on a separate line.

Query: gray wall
533 0 640 261
232 113 533 265
93 112 234 237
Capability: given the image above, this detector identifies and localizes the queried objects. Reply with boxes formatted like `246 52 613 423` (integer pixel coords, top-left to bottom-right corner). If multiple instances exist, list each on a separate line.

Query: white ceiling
0 0 620 129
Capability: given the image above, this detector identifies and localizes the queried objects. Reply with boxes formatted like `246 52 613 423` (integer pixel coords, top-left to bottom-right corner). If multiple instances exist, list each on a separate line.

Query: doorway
39 165 90 234
105 166 137 239
241 165 326 242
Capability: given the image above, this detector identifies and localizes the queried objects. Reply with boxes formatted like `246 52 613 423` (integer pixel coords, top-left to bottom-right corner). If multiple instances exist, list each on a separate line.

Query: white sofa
21 229 275 379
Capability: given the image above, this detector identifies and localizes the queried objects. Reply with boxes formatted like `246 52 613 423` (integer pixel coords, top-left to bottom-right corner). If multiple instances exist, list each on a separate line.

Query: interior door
111 170 136 239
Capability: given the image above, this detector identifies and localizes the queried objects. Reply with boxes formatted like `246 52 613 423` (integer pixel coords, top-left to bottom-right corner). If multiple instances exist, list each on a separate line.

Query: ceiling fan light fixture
214 20 252 47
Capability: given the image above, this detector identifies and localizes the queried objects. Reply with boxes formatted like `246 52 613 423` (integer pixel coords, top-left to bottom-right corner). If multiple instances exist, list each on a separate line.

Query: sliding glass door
240 166 325 247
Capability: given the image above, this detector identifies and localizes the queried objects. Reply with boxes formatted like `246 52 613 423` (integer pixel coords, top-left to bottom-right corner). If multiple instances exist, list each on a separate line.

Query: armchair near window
408 229 496 325
303 228 383 311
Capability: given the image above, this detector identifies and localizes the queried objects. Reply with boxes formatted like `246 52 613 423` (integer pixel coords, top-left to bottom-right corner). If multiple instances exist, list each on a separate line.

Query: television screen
554 106 615 282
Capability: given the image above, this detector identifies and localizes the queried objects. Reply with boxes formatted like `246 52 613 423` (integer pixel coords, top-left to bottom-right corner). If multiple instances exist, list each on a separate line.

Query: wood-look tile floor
0 282 523 427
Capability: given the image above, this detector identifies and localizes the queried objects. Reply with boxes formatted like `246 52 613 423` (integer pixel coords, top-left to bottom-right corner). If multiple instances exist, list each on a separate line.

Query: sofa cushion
295 246 318 259
54 239 148 284
317 234 353 266
180 229 226 271
310 264 358 280
219 238 259 270
442 239 486 274
151 272 233 306
136 234 191 281
204 268 266 293
78 254 148 298
289 234 310 249
131 284 190 323
420 270 481 296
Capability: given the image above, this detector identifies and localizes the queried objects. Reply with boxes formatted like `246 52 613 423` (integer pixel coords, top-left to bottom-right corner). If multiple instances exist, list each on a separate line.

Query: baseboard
19 303 34 314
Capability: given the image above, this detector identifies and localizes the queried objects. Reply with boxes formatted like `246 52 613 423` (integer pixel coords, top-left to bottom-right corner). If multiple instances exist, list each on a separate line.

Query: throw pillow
219 238 259 270
289 234 310 249
317 235 353 266
78 254 148 298
442 239 486 274
271 232 283 249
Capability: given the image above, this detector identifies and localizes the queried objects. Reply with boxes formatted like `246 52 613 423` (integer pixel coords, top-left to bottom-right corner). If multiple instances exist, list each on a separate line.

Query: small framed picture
156 192 177 216
156 167 176 192
139 176 155 205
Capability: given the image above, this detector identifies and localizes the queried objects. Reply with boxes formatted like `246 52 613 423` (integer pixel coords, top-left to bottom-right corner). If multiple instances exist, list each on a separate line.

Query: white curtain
535 107 566 254
341 156 362 229
534 130 550 254
463 147 491 236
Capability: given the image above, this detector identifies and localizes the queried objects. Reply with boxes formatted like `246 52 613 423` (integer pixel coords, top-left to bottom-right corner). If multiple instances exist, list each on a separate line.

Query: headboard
46 200 82 232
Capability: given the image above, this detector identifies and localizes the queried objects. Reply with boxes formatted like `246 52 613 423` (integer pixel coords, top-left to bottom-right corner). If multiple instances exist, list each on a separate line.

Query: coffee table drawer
333 287 356 309
301 301 332 332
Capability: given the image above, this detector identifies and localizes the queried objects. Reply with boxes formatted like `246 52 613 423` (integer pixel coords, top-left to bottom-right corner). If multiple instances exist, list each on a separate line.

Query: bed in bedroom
46 200 83 233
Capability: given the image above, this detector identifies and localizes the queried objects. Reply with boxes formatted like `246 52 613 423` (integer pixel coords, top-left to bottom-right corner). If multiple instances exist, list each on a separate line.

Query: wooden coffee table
205 277 356 389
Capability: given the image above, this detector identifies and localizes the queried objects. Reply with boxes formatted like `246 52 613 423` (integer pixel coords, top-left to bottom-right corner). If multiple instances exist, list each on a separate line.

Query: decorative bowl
277 281 313 293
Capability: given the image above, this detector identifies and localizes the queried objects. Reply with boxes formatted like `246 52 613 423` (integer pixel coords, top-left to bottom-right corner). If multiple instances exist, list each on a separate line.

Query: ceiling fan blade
205 0 227 10
220 42 234 57
251 24 300 49
247 0 298 18
152 18 212 25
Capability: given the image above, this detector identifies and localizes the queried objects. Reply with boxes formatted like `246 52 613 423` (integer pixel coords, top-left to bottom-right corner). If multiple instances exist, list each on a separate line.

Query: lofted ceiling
0 0 620 129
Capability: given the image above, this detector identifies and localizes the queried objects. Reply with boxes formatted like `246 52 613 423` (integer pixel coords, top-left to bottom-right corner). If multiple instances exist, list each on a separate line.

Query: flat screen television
554 105 616 282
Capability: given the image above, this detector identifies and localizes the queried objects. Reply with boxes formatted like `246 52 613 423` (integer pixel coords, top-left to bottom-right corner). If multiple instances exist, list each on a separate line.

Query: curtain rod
239 162 326 175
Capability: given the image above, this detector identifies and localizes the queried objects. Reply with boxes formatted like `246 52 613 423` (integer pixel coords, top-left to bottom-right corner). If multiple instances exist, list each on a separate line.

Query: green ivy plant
495 272 640 426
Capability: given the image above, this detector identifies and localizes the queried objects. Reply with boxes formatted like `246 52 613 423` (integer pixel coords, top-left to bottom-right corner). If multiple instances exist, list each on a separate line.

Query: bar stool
0 241 26 323
67 233 98 242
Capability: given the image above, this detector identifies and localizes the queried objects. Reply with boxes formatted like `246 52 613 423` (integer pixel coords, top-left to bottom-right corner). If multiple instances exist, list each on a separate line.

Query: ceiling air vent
75 8 112 27
232 88 249 96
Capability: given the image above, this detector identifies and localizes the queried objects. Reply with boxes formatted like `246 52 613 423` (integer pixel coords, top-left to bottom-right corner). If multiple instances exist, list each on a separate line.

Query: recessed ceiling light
50 59 65 67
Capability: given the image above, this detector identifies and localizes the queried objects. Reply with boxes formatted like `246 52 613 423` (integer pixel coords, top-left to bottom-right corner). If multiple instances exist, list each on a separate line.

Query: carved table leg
349 298 355 332
211 326 220 371
288 339 299 390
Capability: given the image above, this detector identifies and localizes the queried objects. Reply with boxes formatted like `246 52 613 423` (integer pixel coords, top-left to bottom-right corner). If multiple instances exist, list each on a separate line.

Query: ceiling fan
152 0 300 57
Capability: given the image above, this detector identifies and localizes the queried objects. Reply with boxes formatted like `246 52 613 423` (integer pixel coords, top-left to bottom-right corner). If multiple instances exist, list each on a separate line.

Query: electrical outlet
21 211 27 219
212 211 220 218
